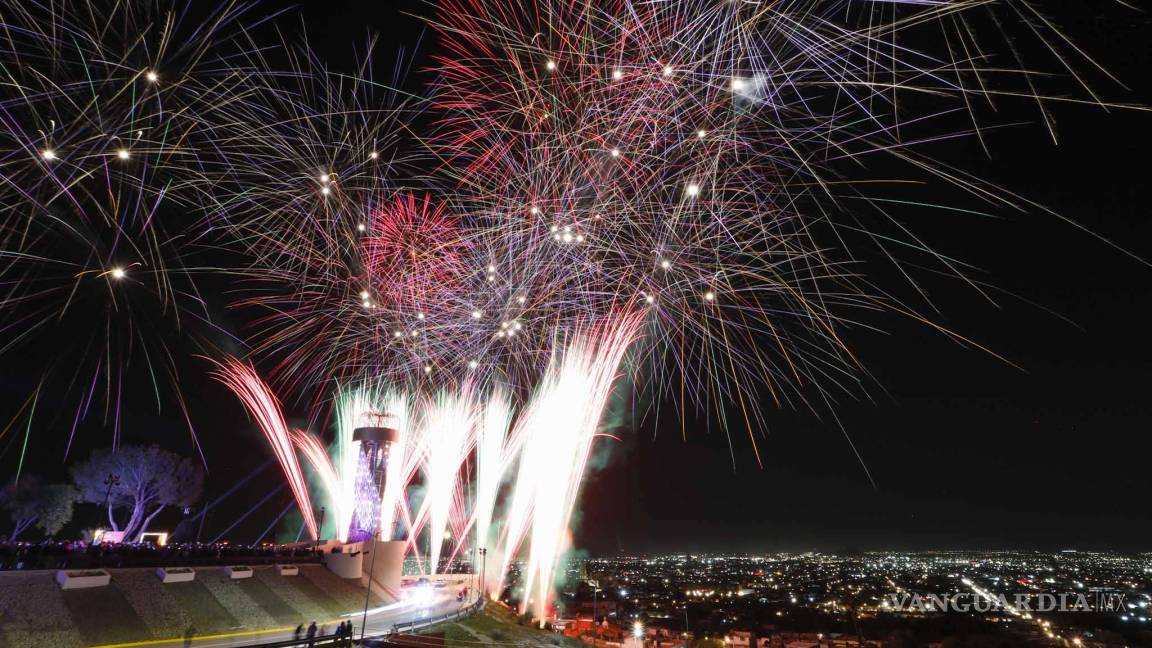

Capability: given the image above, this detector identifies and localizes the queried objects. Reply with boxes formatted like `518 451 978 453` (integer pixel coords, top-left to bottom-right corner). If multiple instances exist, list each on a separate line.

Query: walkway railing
385 598 485 636
221 634 351 648
0 543 321 571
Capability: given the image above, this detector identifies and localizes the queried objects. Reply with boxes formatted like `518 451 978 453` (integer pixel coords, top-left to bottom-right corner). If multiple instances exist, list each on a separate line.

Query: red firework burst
362 192 471 306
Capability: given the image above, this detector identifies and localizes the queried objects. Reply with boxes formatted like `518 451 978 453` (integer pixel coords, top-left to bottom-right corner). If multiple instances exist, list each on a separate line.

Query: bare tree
72 445 204 541
1 475 77 540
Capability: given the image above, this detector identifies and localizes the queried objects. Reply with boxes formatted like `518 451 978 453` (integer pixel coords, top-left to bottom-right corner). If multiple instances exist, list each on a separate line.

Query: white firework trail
473 389 514 590
498 312 645 619
415 389 477 573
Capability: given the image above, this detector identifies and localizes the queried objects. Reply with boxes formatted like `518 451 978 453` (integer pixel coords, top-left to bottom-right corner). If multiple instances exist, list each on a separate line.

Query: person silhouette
182 625 196 648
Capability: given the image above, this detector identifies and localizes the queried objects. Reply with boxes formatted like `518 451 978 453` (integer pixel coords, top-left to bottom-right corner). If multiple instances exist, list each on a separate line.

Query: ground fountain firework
215 312 643 620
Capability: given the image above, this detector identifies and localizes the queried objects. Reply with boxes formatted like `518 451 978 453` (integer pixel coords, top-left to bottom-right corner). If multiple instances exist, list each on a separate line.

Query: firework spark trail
497 427 543 598
416 0 1146 468
375 389 413 541
364 193 474 308
190 33 434 399
209 357 318 540
180 0 1142 434
448 477 472 553
496 312 645 614
386 426 427 546
412 390 476 573
0 1 264 462
425 0 885 428
271 373 516 578
473 389 512 587
0 0 1137 450
290 428 344 536
226 346 633 600
331 387 369 541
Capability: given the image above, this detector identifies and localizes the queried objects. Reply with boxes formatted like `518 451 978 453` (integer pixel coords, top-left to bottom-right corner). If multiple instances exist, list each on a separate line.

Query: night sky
1 1 1149 553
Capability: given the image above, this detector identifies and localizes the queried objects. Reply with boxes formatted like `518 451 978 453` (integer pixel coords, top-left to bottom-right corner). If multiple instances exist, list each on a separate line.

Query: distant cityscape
492 551 1152 648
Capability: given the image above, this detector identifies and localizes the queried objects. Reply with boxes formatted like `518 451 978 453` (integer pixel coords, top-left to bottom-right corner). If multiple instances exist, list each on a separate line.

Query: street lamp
102 474 120 513
315 507 326 550
478 548 488 604
591 581 602 641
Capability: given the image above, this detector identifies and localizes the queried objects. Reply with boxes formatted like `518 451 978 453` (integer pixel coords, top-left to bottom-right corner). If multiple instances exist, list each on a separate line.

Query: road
98 583 477 648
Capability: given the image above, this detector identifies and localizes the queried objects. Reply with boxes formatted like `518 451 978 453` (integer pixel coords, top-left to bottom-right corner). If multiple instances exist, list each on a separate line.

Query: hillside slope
0 565 382 648
430 602 587 648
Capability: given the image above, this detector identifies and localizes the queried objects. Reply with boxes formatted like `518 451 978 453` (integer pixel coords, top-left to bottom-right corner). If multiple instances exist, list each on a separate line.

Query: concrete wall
362 540 406 601
0 564 383 648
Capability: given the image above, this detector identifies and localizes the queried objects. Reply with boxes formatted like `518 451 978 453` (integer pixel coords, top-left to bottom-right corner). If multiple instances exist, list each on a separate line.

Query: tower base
362 539 406 601
322 541 365 578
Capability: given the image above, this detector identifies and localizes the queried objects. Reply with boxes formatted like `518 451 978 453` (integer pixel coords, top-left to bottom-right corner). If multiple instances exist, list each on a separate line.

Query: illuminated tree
72 445 204 542
1 475 76 540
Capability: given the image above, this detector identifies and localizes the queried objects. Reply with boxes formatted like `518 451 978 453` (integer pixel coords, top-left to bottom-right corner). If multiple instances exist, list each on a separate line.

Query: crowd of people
293 620 357 648
0 539 321 571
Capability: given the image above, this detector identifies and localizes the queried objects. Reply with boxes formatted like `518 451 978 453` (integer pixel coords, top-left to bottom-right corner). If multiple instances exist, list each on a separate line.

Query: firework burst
0 0 264 465
421 0 1141 465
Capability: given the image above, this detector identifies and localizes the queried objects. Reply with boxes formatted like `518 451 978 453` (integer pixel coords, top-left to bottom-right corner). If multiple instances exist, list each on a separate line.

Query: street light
315 507 326 551
102 474 120 510
591 580 602 641
478 548 488 604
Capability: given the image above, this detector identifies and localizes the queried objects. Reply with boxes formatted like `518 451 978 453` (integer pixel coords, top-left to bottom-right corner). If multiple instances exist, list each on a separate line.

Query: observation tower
348 417 398 542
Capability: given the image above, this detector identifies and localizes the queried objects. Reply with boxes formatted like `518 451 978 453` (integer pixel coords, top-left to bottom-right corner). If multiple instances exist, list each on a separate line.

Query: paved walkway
96 585 477 648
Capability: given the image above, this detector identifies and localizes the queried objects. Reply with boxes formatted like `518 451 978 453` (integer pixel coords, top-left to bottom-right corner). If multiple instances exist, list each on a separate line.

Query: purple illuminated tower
348 422 397 543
